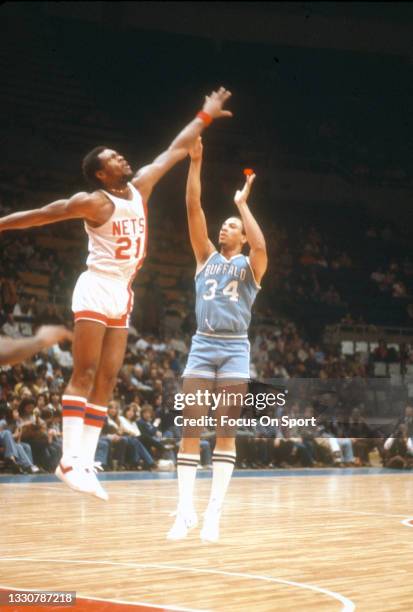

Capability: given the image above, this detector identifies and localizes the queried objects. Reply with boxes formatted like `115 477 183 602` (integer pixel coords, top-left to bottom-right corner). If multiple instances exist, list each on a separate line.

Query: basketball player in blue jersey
167 137 267 542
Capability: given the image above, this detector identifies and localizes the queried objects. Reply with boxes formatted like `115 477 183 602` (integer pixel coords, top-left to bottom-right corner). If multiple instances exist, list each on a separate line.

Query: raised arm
0 191 106 232
186 137 215 269
234 174 268 286
132 87 232 202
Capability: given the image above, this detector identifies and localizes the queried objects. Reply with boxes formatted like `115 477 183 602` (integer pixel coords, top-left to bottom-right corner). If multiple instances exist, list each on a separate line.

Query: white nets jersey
84 182 147 284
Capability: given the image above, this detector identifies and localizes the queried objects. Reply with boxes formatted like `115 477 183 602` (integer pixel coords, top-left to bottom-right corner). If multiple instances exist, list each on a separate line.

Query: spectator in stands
312 413 349 467
47 392 62 413
298 405 331 466
0 404 41 473
0 373 12 401
393 281 407 298
48 368 65 394
138 405 174 462
1 275 18 314
41 406 63 459
383 424 412 469
13 294 34 336
251 408 278 467
373 340 389 362
119 404 156 470
167 333 189 356
98 401 128 470
2 313 21 339
283 405 315 468
51 338 73 373
18 397 59 471
347 407 384 466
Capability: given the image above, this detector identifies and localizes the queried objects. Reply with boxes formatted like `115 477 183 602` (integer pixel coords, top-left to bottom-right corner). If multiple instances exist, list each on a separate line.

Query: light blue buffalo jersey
195 251 260 338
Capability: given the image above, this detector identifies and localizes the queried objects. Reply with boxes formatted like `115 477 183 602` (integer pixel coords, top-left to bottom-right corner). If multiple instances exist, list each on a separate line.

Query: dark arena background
1 2 413 611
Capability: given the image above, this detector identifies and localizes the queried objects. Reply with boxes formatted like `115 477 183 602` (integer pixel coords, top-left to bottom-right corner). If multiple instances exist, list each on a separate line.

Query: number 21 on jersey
115 236 143 260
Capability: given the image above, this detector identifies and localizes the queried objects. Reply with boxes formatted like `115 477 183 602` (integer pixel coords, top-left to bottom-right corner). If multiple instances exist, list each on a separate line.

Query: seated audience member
18 397 59 471
119 404 156 470
383 424 412 469
98 401 128 469
347 407 384 466
252 408 279 467
0 405 41 473
138 405 175 462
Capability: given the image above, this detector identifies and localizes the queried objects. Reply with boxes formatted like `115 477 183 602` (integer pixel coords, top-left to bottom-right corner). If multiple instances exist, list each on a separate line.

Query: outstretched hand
189 137 203 161
234 173 256 207
202 87 233 120
35 325 73 348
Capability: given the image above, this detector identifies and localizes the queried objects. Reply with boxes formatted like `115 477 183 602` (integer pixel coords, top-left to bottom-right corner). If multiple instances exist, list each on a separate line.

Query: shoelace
85 461 104 474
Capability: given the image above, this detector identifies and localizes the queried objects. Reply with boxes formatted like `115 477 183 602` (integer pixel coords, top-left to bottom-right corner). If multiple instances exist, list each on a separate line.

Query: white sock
81 403 107 466
207 450 236 512
61 395 86 464
176 453 200 514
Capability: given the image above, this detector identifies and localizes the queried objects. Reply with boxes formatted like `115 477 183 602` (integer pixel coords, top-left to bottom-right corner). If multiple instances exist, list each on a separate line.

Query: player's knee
98 372 118 393
71 366 97 393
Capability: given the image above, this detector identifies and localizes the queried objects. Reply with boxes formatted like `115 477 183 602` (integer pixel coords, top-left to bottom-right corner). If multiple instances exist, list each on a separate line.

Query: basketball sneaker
55 457 92 494
83 462 109 501
200 505 221 543
167 509 198 540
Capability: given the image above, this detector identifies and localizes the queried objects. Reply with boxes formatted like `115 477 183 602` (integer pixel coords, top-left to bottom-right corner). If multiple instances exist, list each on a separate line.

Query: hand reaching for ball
234 171 256 207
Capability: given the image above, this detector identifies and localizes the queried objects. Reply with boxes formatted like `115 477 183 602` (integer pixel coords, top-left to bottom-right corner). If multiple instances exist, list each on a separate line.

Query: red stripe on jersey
74 310 108 324
107 314 129 326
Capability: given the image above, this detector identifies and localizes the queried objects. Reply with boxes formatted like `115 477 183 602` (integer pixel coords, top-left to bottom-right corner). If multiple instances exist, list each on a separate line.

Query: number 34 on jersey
203 279 239 302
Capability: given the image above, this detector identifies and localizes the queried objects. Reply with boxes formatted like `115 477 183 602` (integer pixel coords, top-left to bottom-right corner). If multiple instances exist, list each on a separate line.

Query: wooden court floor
1 470 413 611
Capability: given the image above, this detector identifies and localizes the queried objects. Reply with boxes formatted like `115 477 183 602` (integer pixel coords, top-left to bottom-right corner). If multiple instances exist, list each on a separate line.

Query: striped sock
207 450 237 512
176 453 200 514
62 395 86 464
81 403 108 466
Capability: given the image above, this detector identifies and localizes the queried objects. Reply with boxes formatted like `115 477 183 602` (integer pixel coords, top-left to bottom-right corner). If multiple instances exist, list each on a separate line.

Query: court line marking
1 467 411 487
0 557 355 611
0 585 201 611
92 489 413 521
401 518 413 528
2 484 411 520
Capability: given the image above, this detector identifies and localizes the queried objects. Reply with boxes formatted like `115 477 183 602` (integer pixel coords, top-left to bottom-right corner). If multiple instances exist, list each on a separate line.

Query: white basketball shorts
72 270 133 328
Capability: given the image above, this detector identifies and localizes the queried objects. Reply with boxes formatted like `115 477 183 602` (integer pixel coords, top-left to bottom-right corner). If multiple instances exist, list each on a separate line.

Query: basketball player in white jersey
0 88 232 499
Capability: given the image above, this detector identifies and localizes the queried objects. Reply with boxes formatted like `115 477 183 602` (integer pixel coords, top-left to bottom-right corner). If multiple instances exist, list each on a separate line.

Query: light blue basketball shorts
182 333 251 380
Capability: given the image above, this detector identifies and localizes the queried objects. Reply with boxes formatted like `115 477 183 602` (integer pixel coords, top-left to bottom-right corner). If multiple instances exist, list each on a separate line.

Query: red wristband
197 111 213 126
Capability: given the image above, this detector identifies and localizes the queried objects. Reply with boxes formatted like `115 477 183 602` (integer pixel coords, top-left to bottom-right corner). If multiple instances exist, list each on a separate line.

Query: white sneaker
55 457 92 494
200 506 221 543
83 462 109 501
167 510 198 540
